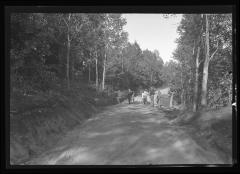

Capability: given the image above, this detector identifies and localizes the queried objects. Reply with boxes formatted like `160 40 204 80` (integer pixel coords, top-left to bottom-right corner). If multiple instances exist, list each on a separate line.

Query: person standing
127 88 134 104
156 89 162 108
149 87 155 107
116 90 121 104
131 91 135 103
142 90 148 105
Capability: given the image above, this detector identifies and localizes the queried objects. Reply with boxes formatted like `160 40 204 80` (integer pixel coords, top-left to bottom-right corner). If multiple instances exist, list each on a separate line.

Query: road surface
26 102 225 165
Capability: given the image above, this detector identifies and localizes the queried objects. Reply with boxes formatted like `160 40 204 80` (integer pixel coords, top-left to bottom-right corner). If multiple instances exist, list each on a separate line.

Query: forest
10 13 233 110
10 13 234 165
10 13 164 96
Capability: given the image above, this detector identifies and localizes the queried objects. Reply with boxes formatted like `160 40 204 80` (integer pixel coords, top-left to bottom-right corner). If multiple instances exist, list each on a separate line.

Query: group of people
116 87 162 107
142 87 162 107
116 89 135 104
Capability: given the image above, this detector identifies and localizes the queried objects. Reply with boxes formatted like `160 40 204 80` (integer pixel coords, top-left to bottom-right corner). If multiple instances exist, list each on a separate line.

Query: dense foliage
162 14 233 110
10 13 165 96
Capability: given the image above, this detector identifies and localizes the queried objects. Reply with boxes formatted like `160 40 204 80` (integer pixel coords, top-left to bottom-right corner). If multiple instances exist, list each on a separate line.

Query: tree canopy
10 13 165 95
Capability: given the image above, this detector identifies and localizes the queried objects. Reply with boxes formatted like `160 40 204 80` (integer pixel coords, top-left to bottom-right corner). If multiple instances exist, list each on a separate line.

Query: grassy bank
167 106 232 163
10 83 117 164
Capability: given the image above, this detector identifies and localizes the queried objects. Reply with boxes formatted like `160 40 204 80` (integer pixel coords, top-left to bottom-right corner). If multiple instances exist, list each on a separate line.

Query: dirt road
26 103 225 165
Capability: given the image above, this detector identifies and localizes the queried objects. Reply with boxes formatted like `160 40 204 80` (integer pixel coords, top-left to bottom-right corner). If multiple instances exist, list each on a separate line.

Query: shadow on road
27 103 225 165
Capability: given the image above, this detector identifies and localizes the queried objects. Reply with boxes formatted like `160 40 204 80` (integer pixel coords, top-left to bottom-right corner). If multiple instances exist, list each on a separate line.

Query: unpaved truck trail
27 103 225 165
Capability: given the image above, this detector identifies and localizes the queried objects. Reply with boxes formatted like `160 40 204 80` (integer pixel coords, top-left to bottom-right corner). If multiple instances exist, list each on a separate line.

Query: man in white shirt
116 90 121 103
142 90 148 105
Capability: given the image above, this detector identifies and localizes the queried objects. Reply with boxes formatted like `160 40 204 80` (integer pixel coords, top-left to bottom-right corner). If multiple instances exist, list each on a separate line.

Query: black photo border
1 0 239 174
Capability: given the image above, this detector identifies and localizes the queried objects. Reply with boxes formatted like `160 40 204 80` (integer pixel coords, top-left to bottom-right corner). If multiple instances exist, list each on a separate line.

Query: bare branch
62 13 71 28
76 23 84 32
198 58 204 66
62 17 68 27
210 40 219 61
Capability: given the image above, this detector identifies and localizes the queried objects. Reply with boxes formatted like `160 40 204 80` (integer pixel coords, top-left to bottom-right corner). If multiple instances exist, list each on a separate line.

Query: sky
122 14 183 63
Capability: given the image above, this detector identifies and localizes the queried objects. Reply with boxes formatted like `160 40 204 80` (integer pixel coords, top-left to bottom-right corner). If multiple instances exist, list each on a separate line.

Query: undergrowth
167 106 232 164
10 82 117 164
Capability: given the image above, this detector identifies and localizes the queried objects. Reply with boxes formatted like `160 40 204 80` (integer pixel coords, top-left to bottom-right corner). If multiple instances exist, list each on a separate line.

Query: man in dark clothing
127 89 134 104
156 89 162 108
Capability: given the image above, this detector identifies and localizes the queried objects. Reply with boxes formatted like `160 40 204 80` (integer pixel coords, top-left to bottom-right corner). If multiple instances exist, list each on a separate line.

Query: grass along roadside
10 83 117 165
167 106 232 164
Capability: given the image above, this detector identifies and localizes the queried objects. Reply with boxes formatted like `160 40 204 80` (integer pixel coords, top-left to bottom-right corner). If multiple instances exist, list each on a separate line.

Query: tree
193 15 204 112
172 14 203 109
193 44 201 112
101 14 127 91
200 14 231 108
171 14 232 110
57 13 91 88
10 13 60 93
65 14 71 89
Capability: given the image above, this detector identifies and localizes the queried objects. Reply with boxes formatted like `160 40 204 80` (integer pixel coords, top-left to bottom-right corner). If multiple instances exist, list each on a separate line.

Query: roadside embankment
167 106 232 163
10 84 117 164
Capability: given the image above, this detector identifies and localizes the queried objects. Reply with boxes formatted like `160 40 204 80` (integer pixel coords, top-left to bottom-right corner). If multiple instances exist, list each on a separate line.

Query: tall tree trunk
121 54 124 73
170 92 174 108
88 63 91 83
66 29 70 89
65 14 71 89
228 75 232 105
229 82 232 105
102 52 106 91
95 51 98 90
102 45 107 91
193 46 201 112
71 56 75 81
180 69 185 107
201 14 210 107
